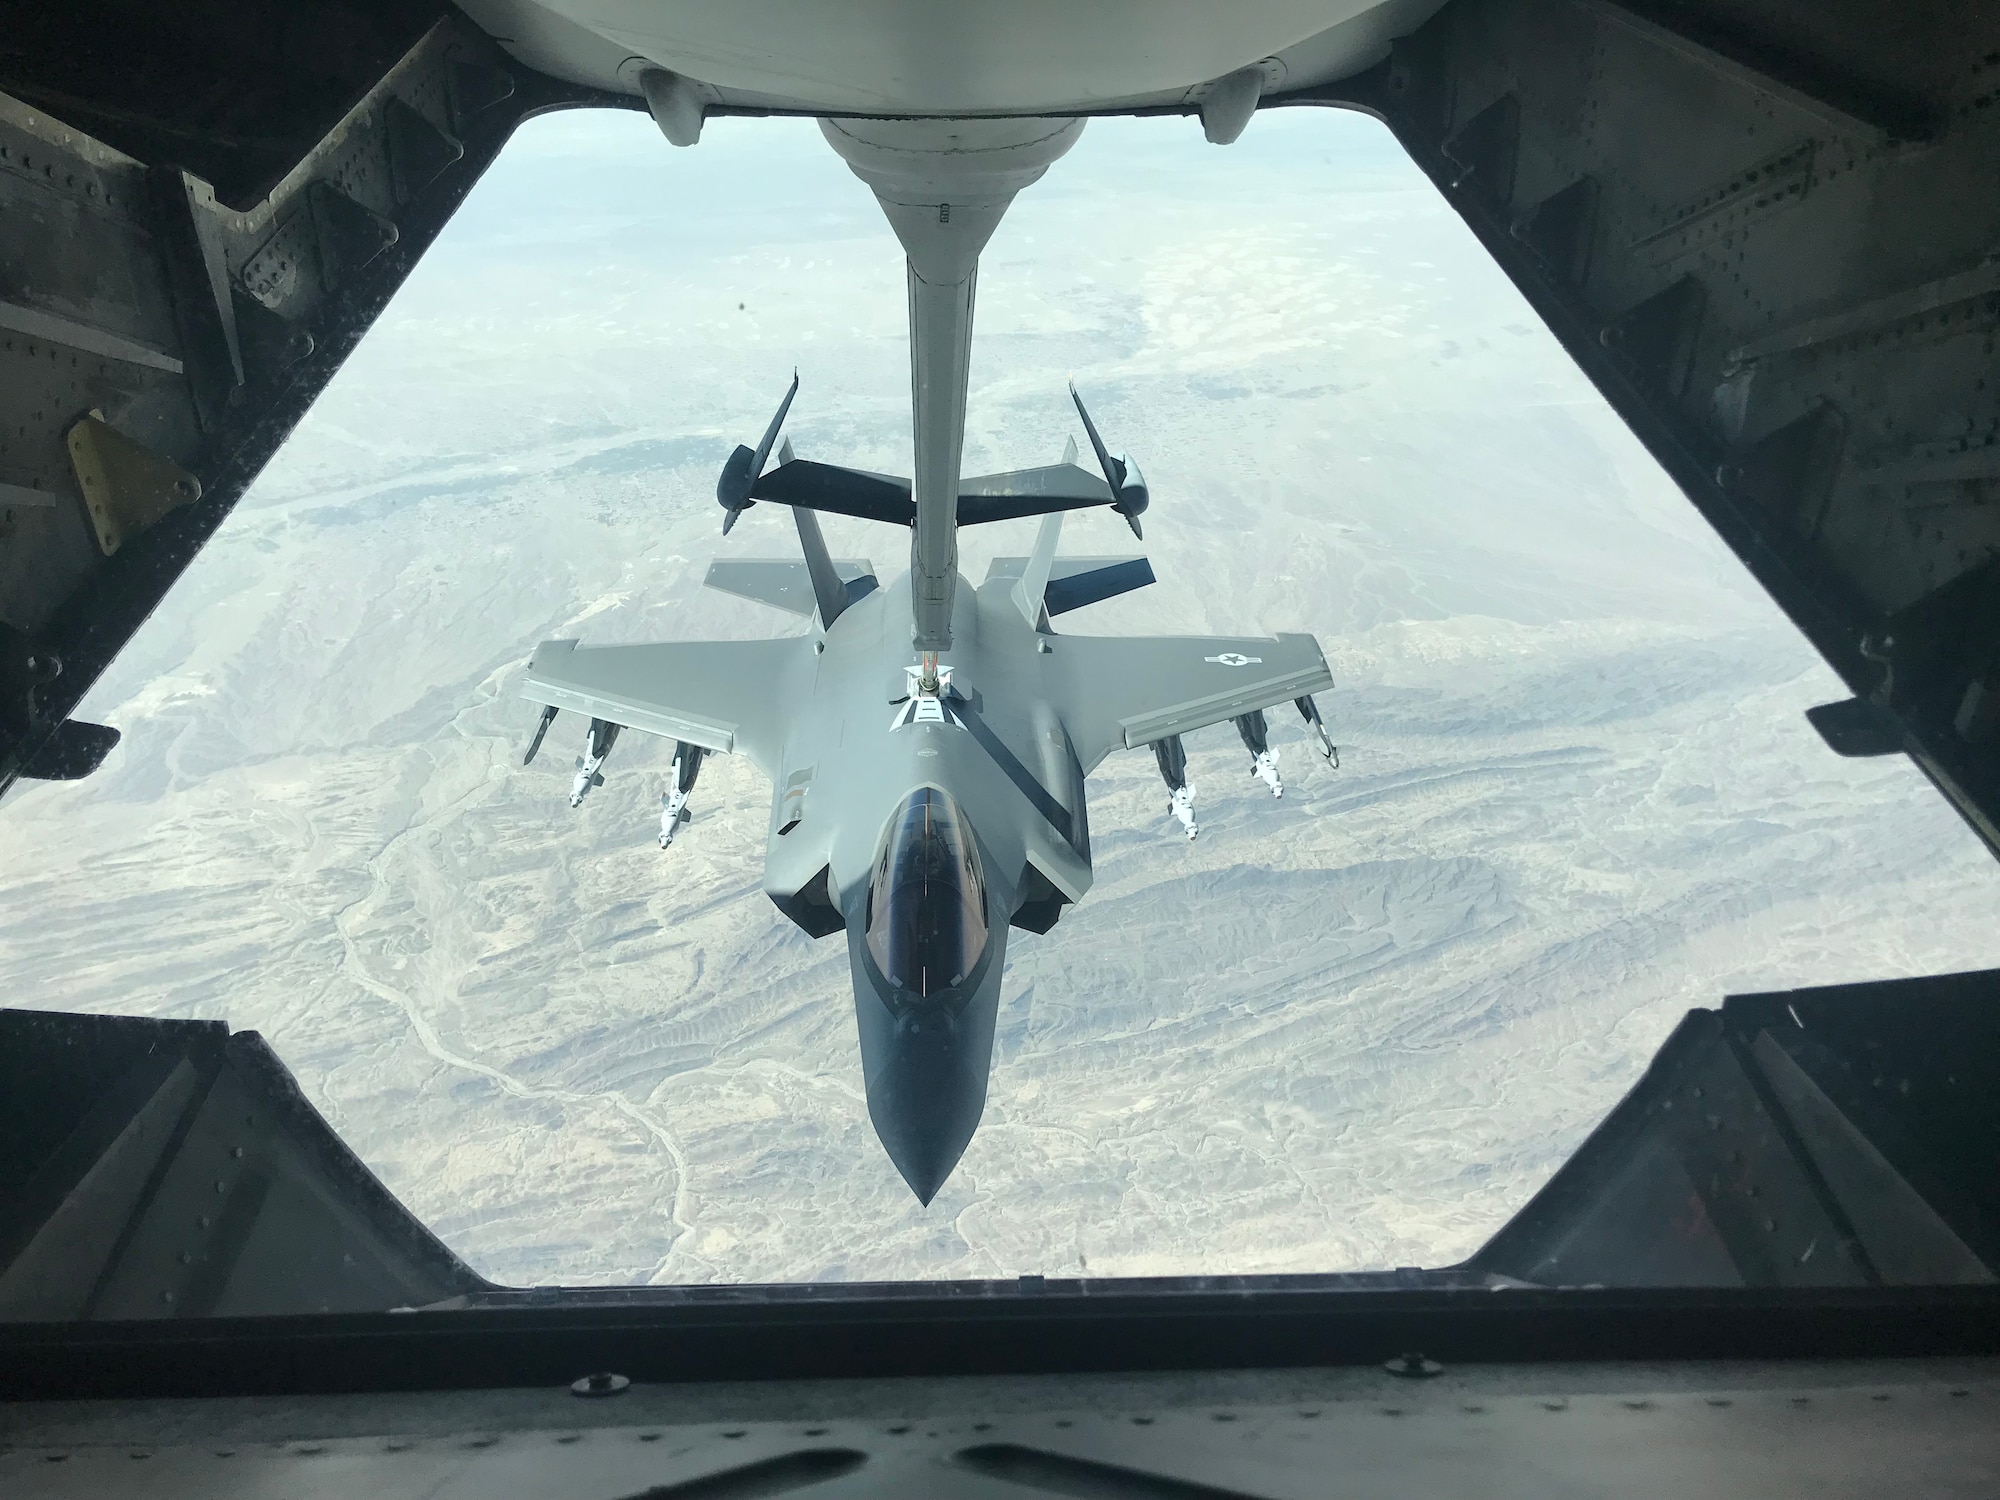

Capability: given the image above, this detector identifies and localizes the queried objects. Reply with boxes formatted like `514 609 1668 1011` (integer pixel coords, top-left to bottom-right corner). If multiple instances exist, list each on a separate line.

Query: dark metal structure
0 1010 486 1323
4 971 1995 1339
1471 972 2000 1288
0 1 605 791
7 976 1992 1328
1282 0 2000 858
3 974 2000 1488
1 1354 1994 1496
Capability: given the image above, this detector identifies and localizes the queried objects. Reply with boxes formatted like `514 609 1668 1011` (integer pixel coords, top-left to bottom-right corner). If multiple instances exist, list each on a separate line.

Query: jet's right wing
521 637 809 777
1044 632 1333 773
751 458 915 524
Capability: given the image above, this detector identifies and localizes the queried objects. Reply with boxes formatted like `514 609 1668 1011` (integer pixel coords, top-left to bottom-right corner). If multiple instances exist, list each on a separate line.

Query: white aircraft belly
469 0 1417 111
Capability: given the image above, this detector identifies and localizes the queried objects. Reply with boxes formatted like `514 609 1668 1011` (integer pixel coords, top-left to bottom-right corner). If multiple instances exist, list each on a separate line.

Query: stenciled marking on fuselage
890 695 964 731
1205 651 1263 667
890 661 965 730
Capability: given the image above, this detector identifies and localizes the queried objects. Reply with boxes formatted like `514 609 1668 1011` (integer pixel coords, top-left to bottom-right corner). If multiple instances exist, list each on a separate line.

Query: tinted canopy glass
865 788 990 998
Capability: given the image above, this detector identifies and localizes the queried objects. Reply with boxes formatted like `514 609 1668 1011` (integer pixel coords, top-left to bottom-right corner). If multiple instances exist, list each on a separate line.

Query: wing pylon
1042 632 1334 773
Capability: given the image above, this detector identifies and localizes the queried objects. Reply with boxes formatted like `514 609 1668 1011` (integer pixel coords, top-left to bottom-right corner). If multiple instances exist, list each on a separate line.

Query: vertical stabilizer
1011 509 1065 627
791 504 850 630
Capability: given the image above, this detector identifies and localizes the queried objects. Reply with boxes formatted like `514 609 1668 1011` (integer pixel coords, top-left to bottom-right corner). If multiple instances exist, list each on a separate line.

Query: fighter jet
517 118 1339 1203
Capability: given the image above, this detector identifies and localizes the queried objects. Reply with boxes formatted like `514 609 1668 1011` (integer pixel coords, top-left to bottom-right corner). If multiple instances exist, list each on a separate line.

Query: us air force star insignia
1205 651 1262 667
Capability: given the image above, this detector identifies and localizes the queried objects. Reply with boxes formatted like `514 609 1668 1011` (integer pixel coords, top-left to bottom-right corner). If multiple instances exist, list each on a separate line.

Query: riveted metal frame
1272 0 2000 858
0 13 614 793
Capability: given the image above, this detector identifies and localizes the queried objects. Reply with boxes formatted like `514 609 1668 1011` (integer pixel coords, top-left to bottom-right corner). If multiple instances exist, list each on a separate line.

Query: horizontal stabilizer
982 554 1155 615
750 457 1125 528
1048 558 1154 615
752 459 914 524
705 558 878 617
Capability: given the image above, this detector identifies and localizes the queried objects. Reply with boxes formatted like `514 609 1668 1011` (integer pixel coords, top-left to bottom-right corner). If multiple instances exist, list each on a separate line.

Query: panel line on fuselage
947 692 1076 849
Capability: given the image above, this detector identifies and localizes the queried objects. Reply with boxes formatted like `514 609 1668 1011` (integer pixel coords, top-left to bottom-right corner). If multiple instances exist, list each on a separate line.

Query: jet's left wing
1044 632 1333 773
521 637 808 776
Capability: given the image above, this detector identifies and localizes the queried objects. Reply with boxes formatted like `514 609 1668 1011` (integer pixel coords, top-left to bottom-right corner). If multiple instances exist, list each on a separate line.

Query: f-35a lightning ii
518 118 1339 1203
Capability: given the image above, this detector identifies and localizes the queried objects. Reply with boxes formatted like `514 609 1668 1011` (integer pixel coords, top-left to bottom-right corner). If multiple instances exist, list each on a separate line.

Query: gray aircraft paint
520 119 1334 1200
523 547 1330 1200
458 0 1451 118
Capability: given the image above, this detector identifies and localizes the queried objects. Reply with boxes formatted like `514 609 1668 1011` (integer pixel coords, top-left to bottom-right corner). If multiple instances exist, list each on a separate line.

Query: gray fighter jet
518 119 1339 1202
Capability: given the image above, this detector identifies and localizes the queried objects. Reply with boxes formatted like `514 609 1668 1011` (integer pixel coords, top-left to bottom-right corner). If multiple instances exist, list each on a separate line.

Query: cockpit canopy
865 787 990 1000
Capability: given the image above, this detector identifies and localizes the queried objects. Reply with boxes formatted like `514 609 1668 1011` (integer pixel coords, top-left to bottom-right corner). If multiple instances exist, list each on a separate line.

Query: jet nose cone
858 990 1002 1206
874 1104 971 1207
865 1018 987 1205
